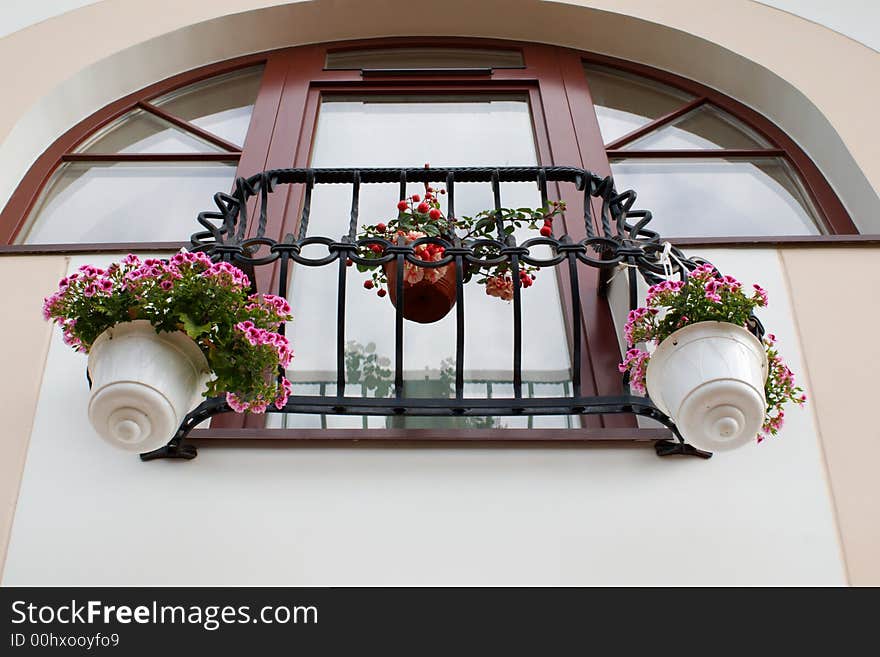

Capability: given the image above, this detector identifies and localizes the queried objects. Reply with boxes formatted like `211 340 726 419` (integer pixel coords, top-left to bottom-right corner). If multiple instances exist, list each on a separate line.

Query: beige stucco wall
781 248 880 586
0 255 67 575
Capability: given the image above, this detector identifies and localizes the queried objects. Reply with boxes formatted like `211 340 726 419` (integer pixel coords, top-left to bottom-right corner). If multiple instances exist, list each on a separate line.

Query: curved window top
1 42 855 247
16 65 261 245
584 60 826 236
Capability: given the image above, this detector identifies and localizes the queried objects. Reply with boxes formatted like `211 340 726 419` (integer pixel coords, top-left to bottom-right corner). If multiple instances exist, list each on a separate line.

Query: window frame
0 38 861 443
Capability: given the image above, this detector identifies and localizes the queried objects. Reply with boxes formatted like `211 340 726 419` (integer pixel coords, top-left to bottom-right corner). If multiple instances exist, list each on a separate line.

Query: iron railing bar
335 246 348 398
448 171 465 401
567 245 583 398
348 170 361 239
491 169 504 239
277 238 292 382
257 166 601 188
582 176 596 239
510 239 523 400
247 394 669 415
297 170 314 240
454 248 465 400
256 173 270 239
394 233 405 399
393 171 408 400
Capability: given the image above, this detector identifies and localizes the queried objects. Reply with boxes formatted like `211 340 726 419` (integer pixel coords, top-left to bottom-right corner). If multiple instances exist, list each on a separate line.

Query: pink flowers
752 284 768 306
618 264 804 444
645 279 684 304
618 348 649 395
43 249 295 415
397 231 446 286
235 320 293 369
485 275 514 301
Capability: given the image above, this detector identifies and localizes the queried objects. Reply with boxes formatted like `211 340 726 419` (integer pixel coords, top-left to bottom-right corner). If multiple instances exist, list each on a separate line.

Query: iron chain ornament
141 166 764 461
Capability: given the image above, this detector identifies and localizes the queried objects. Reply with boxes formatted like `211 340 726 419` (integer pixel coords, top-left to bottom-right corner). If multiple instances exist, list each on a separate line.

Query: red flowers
355 170 566 306
364 280 374 289
519 271 535 288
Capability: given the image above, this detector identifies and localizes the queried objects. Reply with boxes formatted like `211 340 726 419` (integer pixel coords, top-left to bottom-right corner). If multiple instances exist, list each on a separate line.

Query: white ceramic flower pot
645 321 768 452
87 320 210 453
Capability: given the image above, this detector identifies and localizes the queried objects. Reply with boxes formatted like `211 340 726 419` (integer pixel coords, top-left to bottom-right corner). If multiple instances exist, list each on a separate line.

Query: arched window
3 40 856 436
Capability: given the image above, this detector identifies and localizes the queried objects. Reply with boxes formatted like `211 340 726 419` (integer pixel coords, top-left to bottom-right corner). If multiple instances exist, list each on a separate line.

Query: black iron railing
141 166 762 461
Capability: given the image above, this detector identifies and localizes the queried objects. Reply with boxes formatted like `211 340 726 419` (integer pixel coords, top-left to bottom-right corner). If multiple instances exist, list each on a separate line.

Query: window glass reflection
584 64 692 145
78 110 224 154
22 162 237 243
627 105 769 150
282 96 575 429
153 66 264 147
610 158 822 237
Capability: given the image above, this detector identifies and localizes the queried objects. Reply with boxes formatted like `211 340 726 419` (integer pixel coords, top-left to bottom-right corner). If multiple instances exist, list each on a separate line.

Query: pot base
87 321 209 453
646 321 768 452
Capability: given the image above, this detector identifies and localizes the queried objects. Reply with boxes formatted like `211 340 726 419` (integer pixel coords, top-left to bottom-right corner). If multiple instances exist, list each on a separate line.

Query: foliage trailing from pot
355 168 565 301
42 251 294 413
618 263 806 440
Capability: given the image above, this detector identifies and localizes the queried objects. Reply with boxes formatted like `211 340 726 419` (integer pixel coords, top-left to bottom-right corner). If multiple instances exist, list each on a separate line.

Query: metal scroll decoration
140 166 763 462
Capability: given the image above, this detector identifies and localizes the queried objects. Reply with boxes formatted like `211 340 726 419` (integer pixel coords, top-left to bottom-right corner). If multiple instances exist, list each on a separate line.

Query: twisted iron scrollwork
142 166 751 461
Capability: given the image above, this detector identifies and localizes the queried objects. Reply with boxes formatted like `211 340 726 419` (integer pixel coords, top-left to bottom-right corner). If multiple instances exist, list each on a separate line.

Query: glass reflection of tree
344 341 500 429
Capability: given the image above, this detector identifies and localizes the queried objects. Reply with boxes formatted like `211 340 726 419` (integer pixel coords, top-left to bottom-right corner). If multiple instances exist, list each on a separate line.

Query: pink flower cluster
703 275 742 303
645 279 684 305
624 307 659 346
401 231 446 285
227 375 294 414
485 275 514 301
618 348 650 395
759 332 807 440
235 320 293 369
44 250 295 415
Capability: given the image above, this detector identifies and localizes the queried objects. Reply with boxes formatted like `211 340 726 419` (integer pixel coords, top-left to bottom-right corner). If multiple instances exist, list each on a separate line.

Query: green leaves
178 313 211 339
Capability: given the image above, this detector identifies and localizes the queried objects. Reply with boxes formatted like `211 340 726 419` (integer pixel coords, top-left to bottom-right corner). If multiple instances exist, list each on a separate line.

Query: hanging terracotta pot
383 258 458 324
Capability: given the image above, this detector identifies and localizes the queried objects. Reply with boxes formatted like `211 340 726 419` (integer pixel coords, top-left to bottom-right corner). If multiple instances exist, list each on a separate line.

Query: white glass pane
283 96 574 429
326 47 523 70
22 162 237 243
153 66 264 147
610 158 822 237
628 105 770 150
584 64 693 145
78 109 224 154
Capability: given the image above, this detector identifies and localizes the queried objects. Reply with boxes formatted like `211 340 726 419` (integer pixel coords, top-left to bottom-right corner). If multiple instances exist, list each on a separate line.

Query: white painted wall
0 0 103 38
3 2 878 50
2 252 846 585
756 0 880 52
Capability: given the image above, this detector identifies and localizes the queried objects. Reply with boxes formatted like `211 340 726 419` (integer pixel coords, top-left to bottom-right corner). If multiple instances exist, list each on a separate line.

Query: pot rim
645 320 768 416
88 319 209 374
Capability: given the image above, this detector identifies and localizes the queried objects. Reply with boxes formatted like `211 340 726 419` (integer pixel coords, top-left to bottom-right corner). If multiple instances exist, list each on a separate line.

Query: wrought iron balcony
141 165 762 461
